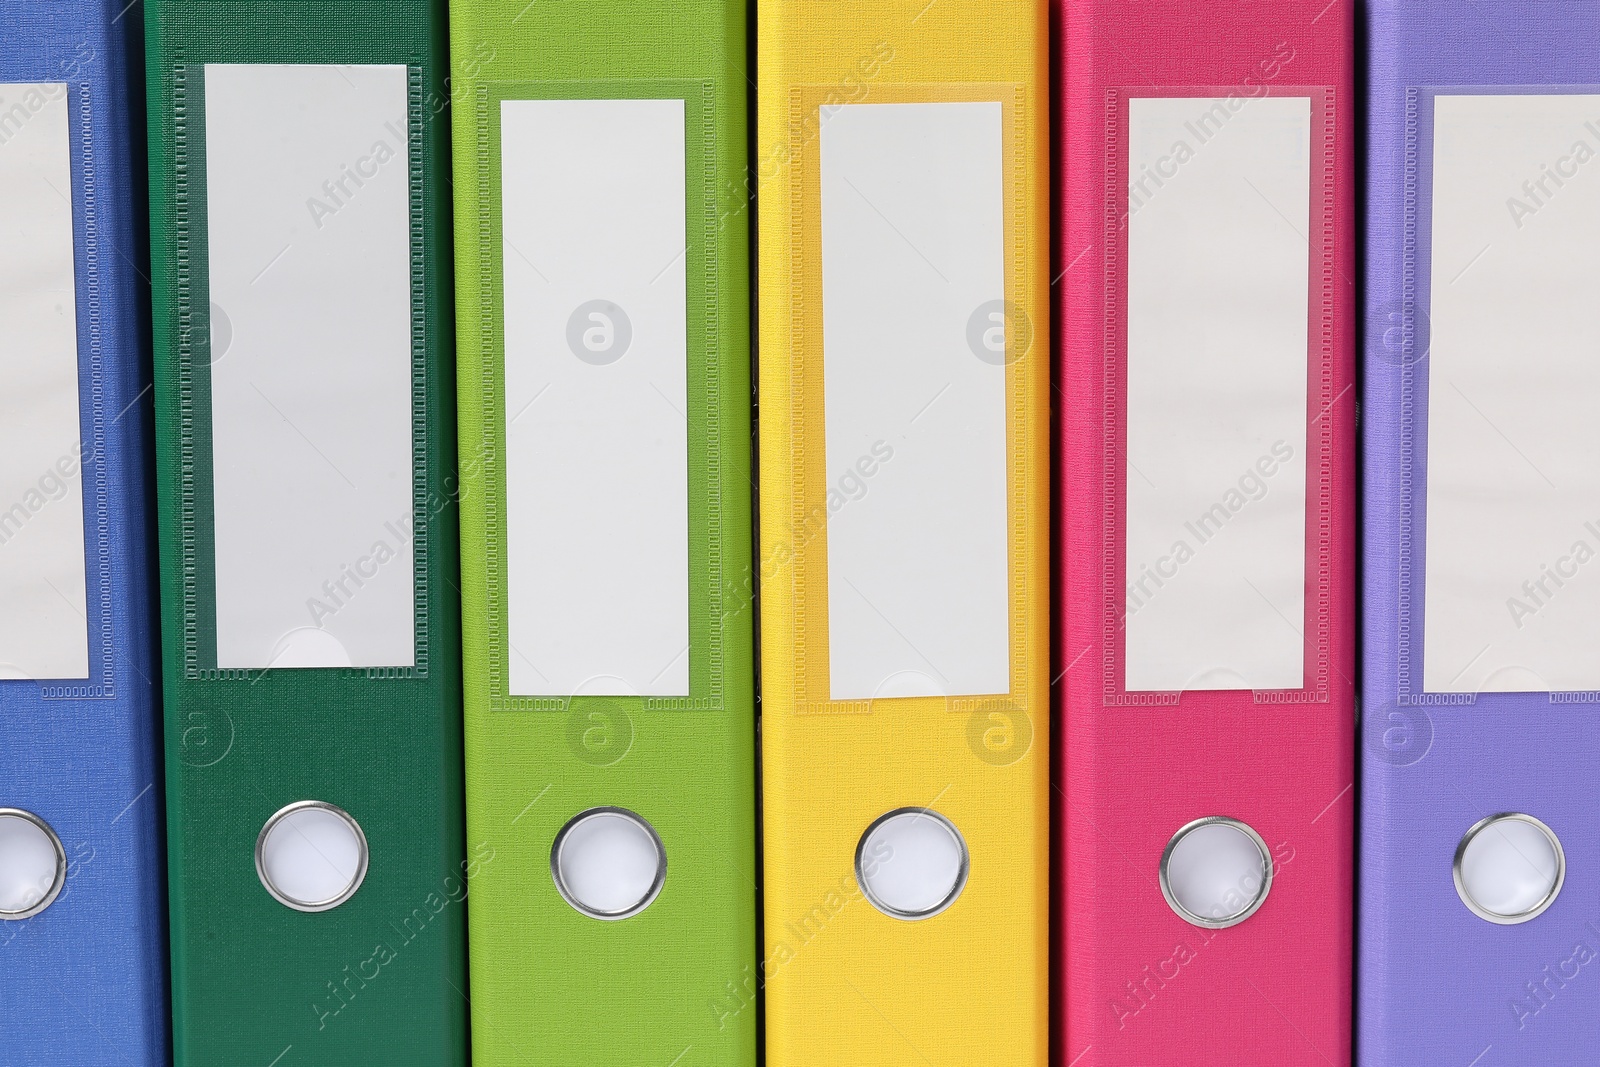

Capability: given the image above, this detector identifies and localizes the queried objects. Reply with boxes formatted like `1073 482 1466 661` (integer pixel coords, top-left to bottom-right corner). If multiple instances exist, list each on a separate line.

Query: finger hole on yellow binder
855 807 970 921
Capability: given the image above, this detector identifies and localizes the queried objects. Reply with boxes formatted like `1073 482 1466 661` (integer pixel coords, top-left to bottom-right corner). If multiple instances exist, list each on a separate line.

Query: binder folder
449 2 757 1065
144 3 467 1063
0 4 167 1063
1363 2 1600 1061
1060 1 1356 1063
758 2 1050 1063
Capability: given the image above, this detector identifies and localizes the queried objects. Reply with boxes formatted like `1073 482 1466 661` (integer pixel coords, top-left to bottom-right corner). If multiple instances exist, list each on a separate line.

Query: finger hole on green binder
255 801 369 913
551 807 666 921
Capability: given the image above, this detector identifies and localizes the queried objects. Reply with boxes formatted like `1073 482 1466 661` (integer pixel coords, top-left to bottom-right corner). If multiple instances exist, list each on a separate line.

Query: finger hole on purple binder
1454 813 1565 925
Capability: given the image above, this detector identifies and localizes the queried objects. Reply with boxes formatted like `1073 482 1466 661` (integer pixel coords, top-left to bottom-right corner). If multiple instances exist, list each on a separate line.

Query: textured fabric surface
1060 1 1356 1063
0 3 168 1064
1361 3 1600 1063
449 3 758 1066
757 2 1051 1064
144 3 467 1064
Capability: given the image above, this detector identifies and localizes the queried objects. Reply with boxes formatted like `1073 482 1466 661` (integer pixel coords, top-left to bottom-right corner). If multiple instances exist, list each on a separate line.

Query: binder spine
759 3 1050 1064
1061 2 1355 1063
1357 9 1410 1050
451 2 757 1064
0 3 166 1063
146 3 465 1064
1361 2 1600 1062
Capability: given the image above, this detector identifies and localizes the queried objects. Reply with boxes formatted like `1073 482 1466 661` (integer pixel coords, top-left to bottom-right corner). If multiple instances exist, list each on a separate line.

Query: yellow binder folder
757 2 1050 1064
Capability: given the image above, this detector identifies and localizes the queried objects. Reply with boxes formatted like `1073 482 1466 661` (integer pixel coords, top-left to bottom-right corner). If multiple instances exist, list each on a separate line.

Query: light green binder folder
449 1 757 1064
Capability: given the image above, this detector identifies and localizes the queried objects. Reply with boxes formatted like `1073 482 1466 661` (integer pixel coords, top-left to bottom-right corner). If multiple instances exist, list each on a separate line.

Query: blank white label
500 98 689 697
205 64 415 670
0 83 89 681
1425 94 1600 693
819 102 1011 702
1124 96 1310 692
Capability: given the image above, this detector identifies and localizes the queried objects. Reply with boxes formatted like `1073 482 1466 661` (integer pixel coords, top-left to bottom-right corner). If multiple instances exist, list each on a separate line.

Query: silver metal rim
855 807 971 921
1159 815 1274 930
254 800 370 913
1453 812 1566 925
550 806 667 921
0 808 67 920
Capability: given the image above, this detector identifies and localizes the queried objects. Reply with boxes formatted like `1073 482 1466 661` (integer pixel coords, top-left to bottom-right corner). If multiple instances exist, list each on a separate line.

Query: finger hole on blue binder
0 809 67 920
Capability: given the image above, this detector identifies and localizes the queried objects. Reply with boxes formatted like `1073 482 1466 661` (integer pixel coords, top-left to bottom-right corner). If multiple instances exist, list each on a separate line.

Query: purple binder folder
1364 1 1600 1063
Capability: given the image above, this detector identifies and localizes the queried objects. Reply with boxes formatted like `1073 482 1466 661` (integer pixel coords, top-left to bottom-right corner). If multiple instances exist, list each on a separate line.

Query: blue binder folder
0 3 167 1064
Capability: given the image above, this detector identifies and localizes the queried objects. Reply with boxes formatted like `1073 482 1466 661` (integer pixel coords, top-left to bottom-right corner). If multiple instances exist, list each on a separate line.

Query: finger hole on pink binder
1159 817 1273 930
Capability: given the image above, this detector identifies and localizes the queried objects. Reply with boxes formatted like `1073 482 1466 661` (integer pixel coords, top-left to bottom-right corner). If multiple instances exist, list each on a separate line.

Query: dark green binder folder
144 3 466 1063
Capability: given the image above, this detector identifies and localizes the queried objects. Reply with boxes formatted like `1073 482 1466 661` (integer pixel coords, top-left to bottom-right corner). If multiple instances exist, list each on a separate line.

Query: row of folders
1 0 1592 1065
